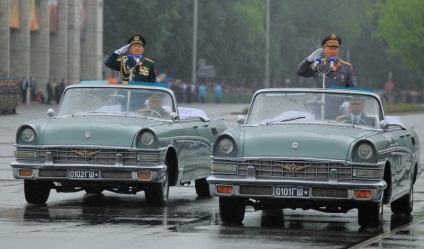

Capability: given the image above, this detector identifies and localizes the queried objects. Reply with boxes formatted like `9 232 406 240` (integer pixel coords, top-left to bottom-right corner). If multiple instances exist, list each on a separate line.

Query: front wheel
195 178 211 197
358 202 383 227
391 185 413 214
145 171 169 207
219 197 246 225
24 180 51 204
85 187 104 195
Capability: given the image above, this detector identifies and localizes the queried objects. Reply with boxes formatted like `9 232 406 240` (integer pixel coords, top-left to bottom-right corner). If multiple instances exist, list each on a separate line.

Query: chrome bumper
10 160 167 183
207 174 387 202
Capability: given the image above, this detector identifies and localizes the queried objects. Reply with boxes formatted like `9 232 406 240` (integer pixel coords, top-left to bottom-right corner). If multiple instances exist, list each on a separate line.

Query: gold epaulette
339 59 351 66
144 57 154 63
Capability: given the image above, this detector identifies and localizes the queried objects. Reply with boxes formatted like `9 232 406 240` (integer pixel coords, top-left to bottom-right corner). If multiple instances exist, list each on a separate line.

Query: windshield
57 87 175 120
245 91 383 128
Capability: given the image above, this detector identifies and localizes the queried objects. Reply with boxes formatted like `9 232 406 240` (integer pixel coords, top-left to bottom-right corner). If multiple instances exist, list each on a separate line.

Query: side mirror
237 115 245 126
170 112 178 122
47 108 54 117
379 120 389 130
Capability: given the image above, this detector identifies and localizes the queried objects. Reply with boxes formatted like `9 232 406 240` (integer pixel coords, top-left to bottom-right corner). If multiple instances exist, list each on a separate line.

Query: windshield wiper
266 116 306 125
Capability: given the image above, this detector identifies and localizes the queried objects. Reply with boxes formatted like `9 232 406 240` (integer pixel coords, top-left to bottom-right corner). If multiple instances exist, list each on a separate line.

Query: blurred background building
0 0 103 90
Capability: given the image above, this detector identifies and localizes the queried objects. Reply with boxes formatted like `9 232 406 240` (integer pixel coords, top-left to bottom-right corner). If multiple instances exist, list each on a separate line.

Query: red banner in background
50 0 58 32
10 0 20 29
30 0 40 31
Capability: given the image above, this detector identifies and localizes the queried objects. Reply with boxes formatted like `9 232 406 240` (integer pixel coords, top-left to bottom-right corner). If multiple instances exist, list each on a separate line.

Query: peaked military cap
128 34 146 47
348 96 365 104
149 93 162 102
321 33 342 47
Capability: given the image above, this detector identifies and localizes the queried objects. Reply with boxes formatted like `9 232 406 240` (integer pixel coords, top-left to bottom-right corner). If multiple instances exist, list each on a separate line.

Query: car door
387 126 413 198
175 118 203 183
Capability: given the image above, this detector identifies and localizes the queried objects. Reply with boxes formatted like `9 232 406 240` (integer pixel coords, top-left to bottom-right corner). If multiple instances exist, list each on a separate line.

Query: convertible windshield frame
57 85 177 119
245 88 384 128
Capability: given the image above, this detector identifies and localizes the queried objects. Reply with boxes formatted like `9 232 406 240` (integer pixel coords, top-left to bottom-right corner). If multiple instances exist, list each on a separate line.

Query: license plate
275 186 310 197
69 169 99 179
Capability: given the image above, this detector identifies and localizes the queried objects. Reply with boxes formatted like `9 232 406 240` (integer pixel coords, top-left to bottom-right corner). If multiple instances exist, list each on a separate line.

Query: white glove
307 48 323 62
114 44 131 55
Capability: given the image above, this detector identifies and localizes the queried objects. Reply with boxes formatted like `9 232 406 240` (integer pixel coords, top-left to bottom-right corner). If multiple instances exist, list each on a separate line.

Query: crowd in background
10 76 424 105
17 77 66 105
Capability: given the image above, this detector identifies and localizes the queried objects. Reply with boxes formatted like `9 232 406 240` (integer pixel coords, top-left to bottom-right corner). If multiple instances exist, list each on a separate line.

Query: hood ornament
292 142 299 150
71 149 102 159
85 131 91 139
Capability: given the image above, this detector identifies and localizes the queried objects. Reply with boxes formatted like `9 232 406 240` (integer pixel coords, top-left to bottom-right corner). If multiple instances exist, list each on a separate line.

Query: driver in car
336 97 375 126
137 94 171 118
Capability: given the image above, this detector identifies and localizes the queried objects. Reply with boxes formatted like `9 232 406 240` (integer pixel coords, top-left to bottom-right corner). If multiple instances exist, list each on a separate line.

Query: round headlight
219 138 234 154
140 132 155 146
357 143 373 159
20 128 35 143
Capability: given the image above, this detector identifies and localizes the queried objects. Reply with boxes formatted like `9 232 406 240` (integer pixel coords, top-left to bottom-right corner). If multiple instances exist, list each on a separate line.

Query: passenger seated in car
336 97 375 126
137 93 171 118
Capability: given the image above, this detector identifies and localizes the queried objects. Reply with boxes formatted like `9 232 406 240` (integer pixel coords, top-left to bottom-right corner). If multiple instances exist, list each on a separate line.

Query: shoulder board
339 59 351 66
144 57 154 63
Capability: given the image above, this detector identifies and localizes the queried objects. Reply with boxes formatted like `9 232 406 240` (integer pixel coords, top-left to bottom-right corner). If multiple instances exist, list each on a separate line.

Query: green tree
376 0 424 70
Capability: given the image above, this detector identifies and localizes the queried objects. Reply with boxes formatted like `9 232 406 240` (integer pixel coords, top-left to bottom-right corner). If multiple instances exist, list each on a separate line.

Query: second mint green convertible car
11 81 227 206
207 88 421 227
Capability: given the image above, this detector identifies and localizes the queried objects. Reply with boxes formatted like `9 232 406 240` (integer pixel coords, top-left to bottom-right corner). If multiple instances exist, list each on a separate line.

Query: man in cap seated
136 93 171 118
336 97 375 126
105 34 156 84
296 33 356 88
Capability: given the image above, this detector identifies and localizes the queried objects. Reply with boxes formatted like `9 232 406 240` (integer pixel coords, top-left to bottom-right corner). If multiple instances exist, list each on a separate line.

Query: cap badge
134 36 140 41
330 34 336 39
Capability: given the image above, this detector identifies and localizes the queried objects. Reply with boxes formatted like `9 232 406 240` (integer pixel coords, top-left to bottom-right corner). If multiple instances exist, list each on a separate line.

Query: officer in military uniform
297 33 356 88
105 34 156 84
336 97 375 126
136 93 171 118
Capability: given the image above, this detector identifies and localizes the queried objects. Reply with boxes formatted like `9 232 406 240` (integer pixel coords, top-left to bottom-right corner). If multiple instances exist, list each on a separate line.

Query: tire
85 187 104 195
145 171 169 207
195 178 211 197
391 184 413 214
357 202 383 227
24 180 51 204
219 197 246 225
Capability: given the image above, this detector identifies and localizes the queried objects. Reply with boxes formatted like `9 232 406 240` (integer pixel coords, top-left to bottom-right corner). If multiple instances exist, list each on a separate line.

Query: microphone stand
314 62 327 119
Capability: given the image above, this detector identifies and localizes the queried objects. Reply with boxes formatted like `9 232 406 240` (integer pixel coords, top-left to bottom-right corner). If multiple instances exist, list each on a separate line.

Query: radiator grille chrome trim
38 147 140 164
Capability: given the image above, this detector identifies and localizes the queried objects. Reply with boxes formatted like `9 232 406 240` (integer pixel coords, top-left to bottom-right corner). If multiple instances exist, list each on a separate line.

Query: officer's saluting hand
105 34 156 84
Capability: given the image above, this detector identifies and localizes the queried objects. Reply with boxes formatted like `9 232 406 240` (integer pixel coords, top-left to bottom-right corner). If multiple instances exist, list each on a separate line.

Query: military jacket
296 58 356 88
336 112 375 126
105 53 156 83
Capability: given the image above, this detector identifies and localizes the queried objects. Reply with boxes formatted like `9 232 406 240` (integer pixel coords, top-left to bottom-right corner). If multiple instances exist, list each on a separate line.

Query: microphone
135 55 141 64
311 58 321 70
329 57 335 70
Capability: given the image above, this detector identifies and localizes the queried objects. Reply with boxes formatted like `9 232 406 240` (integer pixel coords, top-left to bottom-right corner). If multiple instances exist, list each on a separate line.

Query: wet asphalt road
1 102 424 249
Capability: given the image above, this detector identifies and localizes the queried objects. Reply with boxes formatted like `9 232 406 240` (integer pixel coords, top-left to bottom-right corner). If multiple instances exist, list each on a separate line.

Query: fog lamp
217 185 233 194
137 171 152 180
354 189 372 199
18 169 34 177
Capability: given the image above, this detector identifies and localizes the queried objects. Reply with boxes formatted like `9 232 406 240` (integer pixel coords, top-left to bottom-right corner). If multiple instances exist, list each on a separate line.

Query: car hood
39 116 162 147
240 125 378 160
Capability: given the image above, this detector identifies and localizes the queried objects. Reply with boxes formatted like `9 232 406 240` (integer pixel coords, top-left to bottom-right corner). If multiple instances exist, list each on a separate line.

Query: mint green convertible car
207 88 421 227
11 81 227 206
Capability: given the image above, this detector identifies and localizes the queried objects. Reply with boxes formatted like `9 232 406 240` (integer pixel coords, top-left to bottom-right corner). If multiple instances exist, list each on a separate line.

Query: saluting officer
105 34 156 84
297 33 356 88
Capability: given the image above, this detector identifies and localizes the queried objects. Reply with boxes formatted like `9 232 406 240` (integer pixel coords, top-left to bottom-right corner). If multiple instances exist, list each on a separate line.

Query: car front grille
236 160 352 180
38 147 138 164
